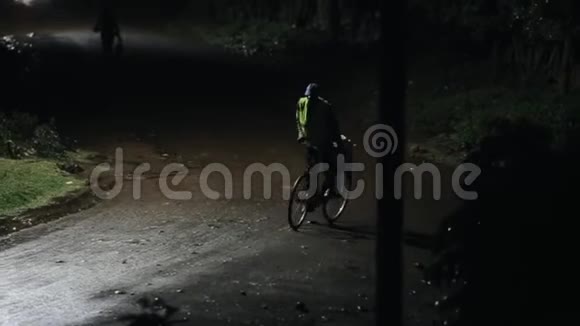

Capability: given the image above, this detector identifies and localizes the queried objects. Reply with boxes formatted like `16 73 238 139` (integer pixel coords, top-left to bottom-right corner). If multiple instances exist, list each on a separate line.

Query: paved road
0 30 461 325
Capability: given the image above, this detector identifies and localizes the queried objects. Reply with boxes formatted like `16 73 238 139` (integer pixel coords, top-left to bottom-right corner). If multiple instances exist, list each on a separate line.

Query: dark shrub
0 112 66 159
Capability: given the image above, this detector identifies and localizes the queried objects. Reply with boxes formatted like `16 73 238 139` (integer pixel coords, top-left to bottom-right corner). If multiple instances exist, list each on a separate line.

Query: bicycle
288 135 353 231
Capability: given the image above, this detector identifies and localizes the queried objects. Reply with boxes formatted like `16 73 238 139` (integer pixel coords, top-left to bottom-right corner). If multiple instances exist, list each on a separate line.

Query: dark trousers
101 34 115 56
306 144 337 193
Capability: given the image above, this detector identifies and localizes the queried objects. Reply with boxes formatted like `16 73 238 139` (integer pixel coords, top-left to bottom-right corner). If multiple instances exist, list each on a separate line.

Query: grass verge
0 158 85 218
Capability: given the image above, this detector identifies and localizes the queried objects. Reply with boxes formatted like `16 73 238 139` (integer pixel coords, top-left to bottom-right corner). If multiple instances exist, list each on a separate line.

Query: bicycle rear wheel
288 174 311 231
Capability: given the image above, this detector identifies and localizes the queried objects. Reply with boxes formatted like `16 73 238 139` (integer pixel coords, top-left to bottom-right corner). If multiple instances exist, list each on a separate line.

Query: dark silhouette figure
94 6 122 57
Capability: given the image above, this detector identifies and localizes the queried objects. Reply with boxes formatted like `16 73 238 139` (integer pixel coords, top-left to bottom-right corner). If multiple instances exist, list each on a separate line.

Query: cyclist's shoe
324 187 340 199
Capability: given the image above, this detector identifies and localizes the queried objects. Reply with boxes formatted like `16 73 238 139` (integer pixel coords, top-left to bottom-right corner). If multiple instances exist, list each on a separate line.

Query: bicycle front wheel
288 174 310 231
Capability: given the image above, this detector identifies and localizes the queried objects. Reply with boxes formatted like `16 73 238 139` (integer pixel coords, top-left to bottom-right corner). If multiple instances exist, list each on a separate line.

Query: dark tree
329 0 341 41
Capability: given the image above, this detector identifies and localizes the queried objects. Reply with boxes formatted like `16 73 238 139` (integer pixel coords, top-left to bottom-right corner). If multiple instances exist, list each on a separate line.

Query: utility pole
377 1 407 326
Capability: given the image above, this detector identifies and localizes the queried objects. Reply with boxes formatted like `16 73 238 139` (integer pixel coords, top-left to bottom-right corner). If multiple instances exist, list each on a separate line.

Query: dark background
2 1 579 326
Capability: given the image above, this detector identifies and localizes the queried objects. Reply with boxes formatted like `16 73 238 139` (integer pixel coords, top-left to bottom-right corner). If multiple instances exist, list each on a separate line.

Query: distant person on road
94 5 123 57
296 83 344 205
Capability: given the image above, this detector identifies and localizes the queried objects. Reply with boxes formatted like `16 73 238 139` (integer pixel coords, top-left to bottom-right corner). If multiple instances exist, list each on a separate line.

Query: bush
33 120 67 159
199 21 294 57
0 111 66 159
413 87 579 152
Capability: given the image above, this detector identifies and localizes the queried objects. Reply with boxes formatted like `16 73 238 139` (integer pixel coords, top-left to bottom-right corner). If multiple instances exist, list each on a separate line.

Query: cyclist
296 83 343 209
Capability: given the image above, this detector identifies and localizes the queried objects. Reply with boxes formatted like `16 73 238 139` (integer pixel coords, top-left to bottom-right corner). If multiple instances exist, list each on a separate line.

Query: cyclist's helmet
304 83 319 98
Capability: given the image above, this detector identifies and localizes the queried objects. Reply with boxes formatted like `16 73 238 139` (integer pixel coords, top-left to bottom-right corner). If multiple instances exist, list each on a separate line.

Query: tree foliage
411 0 580 91
183 0 380 42
412 0 577 39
